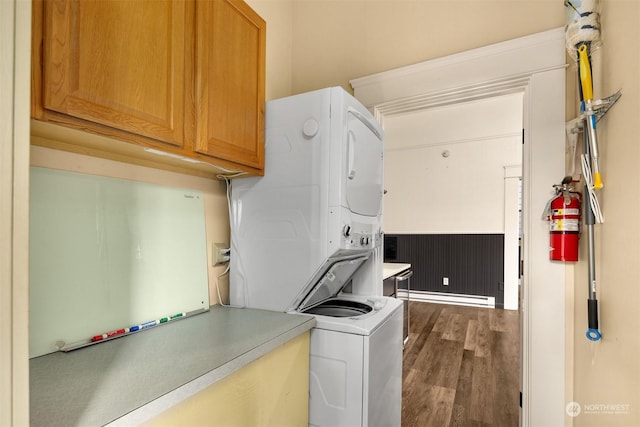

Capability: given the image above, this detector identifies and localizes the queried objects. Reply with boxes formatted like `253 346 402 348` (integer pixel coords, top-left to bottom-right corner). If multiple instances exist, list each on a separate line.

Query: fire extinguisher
547 177 581 262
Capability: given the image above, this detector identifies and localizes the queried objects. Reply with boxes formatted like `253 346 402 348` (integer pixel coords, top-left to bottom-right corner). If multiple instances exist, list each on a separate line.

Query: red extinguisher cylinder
549 191 581 262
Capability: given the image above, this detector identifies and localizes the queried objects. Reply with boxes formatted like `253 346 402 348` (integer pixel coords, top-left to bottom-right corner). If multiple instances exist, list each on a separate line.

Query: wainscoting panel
384 234 505 308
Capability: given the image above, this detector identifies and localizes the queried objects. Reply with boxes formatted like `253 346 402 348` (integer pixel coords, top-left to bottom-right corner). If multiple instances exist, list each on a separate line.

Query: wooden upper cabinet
195 0 266 170
37 0 193 147
32 0 266 176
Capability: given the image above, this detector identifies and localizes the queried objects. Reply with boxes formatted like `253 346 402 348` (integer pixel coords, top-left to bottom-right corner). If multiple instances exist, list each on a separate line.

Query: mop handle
578 45 594 101
585 186 601 341
583 118 602 342
587 301 601 341
578 44 603 189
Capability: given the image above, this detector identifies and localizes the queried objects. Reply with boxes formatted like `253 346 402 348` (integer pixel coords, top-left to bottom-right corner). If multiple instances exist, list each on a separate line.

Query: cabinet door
195 0 266 171
40 0 193 147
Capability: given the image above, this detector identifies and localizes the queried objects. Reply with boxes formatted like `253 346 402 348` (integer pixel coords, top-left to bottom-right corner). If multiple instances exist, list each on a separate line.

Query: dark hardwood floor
402 301 520 427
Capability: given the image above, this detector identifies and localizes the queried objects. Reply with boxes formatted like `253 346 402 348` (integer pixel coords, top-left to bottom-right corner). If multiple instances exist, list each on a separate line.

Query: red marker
107 328 127 338
91 328 128 342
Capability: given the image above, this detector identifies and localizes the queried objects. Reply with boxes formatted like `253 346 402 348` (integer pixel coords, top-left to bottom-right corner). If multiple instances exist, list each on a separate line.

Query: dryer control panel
340 222 382 250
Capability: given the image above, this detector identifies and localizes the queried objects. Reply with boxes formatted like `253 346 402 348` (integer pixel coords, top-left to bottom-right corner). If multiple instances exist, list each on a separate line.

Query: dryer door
345 110 383 217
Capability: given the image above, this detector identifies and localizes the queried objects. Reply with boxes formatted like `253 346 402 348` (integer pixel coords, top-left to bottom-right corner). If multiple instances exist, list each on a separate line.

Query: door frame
351 28 567 427
0 0 31 424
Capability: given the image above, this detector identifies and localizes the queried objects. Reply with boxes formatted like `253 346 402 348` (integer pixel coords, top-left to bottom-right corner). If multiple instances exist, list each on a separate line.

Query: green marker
159 312 186 324
156 312 188 324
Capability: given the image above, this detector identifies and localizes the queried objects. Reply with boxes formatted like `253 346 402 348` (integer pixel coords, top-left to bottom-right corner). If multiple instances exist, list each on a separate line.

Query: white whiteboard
29 167 210 357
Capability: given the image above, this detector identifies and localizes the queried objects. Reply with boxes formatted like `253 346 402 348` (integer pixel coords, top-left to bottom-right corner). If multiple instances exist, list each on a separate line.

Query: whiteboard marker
59 308 207 352
129 320 158 332
91 328 128 342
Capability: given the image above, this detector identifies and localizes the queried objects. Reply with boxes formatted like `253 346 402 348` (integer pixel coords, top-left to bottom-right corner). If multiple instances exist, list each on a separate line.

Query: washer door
293 254 369 312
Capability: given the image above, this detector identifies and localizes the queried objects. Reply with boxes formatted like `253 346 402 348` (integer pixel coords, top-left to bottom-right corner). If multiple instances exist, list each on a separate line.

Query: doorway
351 28 567 426
380 72 524 427
382 93 523 310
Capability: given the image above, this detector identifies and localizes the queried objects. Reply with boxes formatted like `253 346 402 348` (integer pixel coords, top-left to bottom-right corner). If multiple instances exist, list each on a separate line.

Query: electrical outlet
443 277 449 286
213 243 230 265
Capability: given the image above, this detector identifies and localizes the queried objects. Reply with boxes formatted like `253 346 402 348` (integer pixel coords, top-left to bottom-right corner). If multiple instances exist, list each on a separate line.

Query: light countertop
383 262 412 280
30 306 315 426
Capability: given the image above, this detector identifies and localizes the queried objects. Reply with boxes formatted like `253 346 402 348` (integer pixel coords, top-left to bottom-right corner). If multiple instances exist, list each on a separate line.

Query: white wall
383 94 523 234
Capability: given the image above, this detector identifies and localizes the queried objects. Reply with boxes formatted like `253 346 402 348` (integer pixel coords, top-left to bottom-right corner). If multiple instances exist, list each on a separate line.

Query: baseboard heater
396 289 496 308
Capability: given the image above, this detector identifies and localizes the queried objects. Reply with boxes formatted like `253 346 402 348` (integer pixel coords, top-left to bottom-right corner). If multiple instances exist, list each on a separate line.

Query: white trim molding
351 28 566 112
398 290 496 309
0 0 31 425
351 28 567 427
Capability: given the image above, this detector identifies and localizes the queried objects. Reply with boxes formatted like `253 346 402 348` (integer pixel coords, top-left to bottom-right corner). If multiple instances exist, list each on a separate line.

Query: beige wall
571 1 640 426
289 0 565 94
246 0 294 100
255 0 639 425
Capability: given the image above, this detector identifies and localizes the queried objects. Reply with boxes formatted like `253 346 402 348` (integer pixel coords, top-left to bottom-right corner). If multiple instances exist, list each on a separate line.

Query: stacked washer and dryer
230 87 403 427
